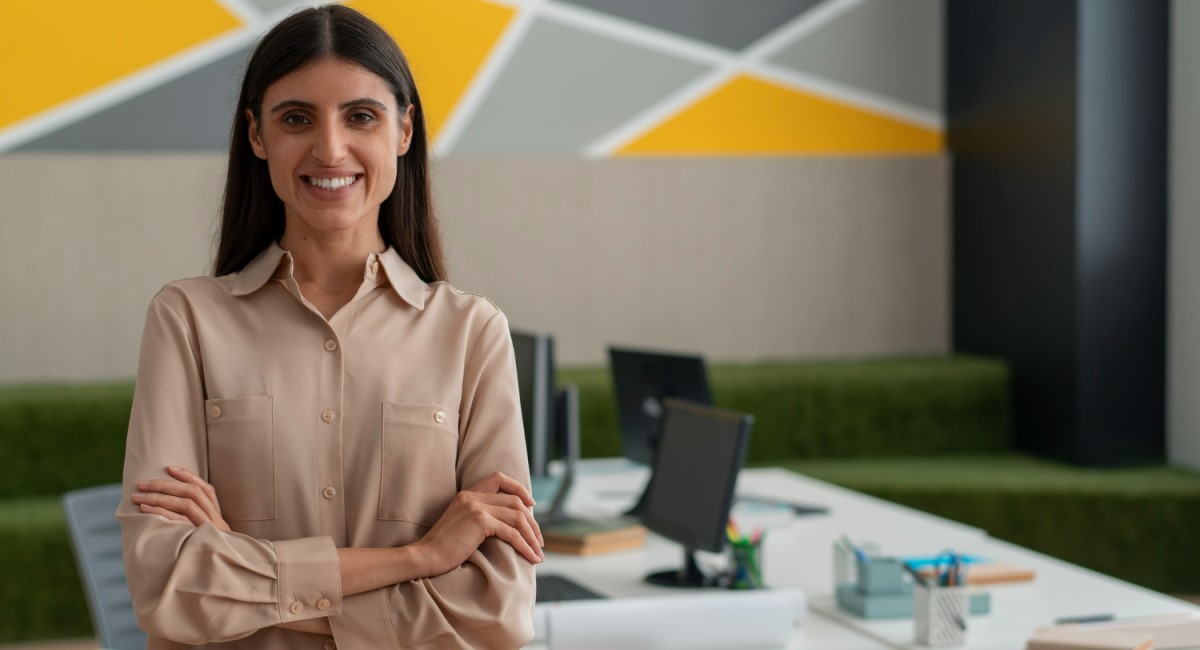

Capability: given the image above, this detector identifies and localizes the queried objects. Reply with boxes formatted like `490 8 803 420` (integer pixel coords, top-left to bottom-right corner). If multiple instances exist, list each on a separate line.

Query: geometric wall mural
0 0 942 156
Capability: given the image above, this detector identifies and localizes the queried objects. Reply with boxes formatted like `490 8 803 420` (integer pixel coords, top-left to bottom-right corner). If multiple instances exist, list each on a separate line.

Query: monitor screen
608 347 713 465
639 399 753 588
511 330 555 478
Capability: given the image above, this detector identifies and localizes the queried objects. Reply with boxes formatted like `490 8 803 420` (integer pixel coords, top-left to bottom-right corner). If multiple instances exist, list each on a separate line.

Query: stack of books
541 516 646 556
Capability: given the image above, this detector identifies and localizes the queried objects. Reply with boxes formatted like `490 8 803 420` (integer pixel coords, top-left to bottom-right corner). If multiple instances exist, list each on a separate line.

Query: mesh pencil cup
913 584 967 646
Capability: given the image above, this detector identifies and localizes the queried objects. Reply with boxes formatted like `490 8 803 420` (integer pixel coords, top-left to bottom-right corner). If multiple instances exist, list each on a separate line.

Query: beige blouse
118 244 535 649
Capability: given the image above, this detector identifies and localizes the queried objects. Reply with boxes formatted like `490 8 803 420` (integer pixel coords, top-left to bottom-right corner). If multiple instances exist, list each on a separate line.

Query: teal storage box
836 583 990 620
857 558 904 594
837 582 913 619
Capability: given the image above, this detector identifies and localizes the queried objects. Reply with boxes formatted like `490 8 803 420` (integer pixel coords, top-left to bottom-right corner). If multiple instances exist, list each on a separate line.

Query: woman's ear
397 104 415 157
247 109 268 160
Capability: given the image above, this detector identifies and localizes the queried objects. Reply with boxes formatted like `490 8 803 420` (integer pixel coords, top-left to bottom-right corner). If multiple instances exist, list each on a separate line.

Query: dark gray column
948 0 1167 465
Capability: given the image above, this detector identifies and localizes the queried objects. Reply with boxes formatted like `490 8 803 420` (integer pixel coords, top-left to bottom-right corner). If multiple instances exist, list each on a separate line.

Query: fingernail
139 504 151 511
168 465 179 472
136 480 148 489
132 493 145 500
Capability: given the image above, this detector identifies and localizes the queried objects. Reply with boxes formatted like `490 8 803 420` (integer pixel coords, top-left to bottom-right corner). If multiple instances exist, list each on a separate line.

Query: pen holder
728 538 764 589
913 584 967 647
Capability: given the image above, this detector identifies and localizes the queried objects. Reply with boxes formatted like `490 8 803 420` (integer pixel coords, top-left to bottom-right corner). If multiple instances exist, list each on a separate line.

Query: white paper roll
534 589 805 650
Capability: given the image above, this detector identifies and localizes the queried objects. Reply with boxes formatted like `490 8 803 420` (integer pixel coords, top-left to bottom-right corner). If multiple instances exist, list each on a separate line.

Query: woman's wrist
337 544 431 597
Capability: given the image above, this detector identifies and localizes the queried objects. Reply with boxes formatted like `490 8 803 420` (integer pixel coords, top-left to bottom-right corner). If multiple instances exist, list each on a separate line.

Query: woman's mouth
304 175 359 190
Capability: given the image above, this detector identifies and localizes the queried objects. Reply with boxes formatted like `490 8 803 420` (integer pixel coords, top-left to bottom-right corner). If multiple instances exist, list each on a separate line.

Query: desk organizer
914 584 967 646
833 543 990 620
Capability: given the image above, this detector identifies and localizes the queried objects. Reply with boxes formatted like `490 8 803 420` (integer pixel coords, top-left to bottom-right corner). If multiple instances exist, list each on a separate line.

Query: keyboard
535 574 607 603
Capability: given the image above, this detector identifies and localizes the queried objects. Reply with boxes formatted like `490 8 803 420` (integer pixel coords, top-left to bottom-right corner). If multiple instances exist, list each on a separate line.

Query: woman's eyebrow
268 98 389 113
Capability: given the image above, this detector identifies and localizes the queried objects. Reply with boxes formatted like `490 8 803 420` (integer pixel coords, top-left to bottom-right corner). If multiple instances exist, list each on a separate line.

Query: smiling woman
117 6 539 650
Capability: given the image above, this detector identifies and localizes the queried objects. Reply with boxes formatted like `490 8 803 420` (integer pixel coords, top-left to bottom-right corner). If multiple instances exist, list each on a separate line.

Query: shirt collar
230 243 427 310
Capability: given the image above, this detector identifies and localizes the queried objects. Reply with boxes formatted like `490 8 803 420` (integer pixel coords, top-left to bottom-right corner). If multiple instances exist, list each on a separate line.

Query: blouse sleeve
117 289 344 645
328 308 536 649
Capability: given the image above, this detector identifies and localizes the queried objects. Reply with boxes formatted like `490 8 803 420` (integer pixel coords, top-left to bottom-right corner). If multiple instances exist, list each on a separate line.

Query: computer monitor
608 346 713 466
512 331 554 478
640 399 753 589
511 329 577 524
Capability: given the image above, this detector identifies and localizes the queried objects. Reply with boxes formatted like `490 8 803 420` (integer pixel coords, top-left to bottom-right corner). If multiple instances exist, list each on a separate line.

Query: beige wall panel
0 155 948 382
0 155 222 383
435 157 949 365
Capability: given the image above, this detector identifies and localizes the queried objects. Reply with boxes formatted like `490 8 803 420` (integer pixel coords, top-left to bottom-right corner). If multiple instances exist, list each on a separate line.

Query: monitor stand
645 548 726 589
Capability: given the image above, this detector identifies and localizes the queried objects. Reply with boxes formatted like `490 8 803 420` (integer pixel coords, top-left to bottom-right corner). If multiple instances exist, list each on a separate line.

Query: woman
117 6 541 649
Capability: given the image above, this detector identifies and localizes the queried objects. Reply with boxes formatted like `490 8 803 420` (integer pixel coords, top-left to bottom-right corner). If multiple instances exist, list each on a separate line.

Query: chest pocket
205 396 276 521
379 402 460 526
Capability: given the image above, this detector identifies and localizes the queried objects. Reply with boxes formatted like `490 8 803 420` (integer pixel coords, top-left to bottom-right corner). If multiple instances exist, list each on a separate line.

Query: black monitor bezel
511 330 555 478
607 346 714 466
639 398 753 555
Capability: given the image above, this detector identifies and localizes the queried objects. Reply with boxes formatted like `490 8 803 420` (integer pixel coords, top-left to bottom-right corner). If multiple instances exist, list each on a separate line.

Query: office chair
62 483 147 650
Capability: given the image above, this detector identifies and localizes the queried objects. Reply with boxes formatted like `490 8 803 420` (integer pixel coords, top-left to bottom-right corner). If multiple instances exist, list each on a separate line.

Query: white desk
527 460 1200 650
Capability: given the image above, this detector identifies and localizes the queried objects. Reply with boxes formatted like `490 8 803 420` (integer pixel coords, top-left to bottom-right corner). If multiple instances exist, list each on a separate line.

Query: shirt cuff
274 536 342 622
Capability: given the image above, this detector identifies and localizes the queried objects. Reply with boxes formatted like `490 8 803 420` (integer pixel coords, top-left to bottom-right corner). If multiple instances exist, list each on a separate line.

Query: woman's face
248 56 413 242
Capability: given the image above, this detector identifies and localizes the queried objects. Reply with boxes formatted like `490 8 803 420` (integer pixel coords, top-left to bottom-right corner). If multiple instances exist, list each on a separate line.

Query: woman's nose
312 122 348 164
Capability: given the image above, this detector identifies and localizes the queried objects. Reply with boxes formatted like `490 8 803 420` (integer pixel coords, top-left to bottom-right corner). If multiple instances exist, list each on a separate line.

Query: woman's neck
279 227 386 296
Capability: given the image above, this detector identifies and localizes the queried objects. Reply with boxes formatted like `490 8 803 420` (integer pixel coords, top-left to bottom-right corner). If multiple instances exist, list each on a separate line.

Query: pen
904 562 930 587
840 534 867 564
1055 613 1115 625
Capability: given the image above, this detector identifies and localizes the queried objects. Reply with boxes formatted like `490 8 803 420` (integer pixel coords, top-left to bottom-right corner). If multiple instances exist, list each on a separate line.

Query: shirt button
323 486 337 500
321 409 336 423
289 602 303 615
317 597 331 611
434 410 447 424
324 639 337 650
370 260 380 273
209 405 222 419
324 339 337 351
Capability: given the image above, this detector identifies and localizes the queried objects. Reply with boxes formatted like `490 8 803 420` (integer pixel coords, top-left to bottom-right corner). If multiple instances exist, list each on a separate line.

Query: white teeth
306 175 357 190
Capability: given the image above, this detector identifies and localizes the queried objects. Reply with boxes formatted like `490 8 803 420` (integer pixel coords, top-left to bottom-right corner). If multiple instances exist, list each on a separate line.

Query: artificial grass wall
0 383 133 498
0 357 1009 498
779 455 1200 594
0 497 92 641
561 356 1011 461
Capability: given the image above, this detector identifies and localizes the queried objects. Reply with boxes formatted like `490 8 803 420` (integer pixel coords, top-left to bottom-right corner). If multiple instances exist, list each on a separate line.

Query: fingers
138 503 190 523
463 491 543 548
167 465 221 510
468 471 535 508
481 504 544 564
465 494 544 561
131 491 209 527
134 467 223 526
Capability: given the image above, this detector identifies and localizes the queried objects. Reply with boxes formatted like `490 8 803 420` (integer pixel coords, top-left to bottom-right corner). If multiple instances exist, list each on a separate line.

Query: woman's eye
349 111 376 124
282 114 311 126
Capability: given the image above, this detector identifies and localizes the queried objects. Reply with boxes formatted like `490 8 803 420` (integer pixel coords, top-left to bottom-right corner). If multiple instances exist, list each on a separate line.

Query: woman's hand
411 471 544 577
131 466 231 532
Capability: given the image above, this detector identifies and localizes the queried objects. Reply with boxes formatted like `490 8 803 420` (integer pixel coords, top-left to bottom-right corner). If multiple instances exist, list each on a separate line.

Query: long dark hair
214 4 446 282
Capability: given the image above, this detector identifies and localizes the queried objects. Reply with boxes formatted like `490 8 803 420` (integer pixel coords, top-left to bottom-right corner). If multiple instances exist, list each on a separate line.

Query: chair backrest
62 483 147 650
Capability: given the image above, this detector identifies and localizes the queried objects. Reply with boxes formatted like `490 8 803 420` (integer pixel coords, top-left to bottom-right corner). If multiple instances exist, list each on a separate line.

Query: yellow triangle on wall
0 0 241 130
618 74 942 156
351 0 515 142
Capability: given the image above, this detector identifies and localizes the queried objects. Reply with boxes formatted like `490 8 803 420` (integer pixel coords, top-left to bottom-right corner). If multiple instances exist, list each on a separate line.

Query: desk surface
528 460 1200 650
